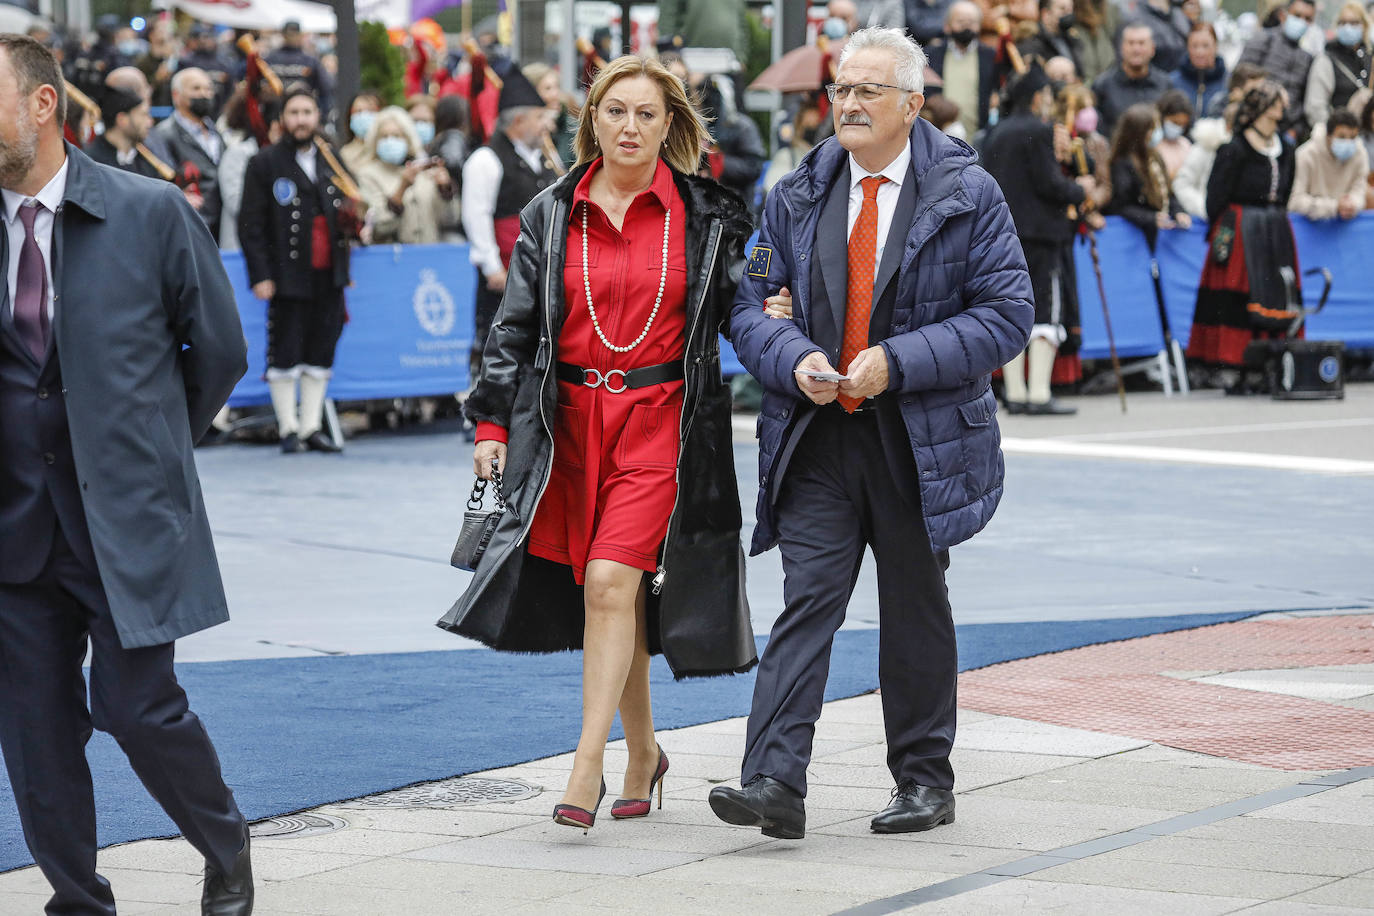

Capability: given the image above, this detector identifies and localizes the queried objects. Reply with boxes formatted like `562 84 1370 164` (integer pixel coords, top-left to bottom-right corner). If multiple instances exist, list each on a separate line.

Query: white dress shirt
174 111 223 163
295 144 318 183
2 155 70 323
846 146 911 281
461 138 548 277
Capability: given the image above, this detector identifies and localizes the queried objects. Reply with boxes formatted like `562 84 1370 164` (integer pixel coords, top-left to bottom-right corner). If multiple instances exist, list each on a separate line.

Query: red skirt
526 379 684 585
1187 204 1301 367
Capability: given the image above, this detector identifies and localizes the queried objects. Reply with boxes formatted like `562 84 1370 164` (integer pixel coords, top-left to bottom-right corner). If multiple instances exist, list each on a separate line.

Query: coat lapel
872 161 918 306
813 163 849 357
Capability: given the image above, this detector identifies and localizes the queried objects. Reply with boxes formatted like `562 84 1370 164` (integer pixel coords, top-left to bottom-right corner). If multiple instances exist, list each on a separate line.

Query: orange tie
838 175 886 414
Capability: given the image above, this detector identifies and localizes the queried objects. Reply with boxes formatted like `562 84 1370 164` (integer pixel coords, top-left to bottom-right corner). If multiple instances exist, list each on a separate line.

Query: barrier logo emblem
413 268 456 337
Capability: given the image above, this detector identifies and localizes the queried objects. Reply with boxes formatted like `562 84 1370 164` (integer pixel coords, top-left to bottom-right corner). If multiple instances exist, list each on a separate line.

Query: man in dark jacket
177 23 234 115
1170 22 1228 118
1018 0 1085 77
1133 0 1191 73
84 86 171 180
983 64 1092 414
1091 23 1173 136
694 74 767 216
266 20 331 117
239 85 356 453
711 27 1032 839
1238 0 1316 135
153 66 224 242
925 0 1000 137
0 35 252 915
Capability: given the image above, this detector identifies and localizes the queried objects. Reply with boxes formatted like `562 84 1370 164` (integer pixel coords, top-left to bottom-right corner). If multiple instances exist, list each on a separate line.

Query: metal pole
333 0 360 132
558 0 576 96
1087 234 1128 413
618 0 633 53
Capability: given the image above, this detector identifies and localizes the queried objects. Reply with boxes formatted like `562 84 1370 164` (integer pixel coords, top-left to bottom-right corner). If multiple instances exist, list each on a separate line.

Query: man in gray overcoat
0 35 254 915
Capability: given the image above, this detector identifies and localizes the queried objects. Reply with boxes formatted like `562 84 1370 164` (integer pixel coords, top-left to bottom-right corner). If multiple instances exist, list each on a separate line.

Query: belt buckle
582 368 628 393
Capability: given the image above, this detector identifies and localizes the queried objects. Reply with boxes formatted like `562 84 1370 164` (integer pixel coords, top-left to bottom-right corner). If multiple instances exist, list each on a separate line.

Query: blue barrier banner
227 244 477 406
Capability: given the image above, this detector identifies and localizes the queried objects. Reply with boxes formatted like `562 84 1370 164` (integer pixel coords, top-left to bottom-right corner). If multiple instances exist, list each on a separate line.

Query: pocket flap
957 396 992 428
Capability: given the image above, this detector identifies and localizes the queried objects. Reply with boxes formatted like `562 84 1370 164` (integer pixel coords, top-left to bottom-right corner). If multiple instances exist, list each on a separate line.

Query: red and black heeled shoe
610 746 670 819
552 778 606 833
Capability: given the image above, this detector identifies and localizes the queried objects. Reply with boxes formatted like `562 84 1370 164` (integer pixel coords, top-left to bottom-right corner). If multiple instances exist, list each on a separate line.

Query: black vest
1326 42 1371 113
489 132 556 221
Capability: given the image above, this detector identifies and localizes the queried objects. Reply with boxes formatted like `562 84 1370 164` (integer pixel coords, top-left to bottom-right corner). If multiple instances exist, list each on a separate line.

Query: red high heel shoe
552 778 606 833
610 746 669 819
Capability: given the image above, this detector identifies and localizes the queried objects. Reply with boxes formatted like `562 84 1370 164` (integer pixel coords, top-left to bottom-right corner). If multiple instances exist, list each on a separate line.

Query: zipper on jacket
515 200 563 550
653 220 723 596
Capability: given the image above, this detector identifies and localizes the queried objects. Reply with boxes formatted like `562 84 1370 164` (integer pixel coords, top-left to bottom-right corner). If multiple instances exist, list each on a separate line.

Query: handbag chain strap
467 460 506 512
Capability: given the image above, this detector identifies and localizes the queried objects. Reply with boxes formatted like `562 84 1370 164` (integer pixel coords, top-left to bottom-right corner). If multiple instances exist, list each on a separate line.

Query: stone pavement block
251 877 539 916
954 717 1151 757
277 857 602 899
745 831 1024 874
1026 851 1335 899
812 813 1126 854
1238 904 1374 915
1285 877 1374 907
1062 754 1324 793
1184 816 1374 852
234 848 375 883
1117 744 1313 770
951 792 1185 832
650 852 961 897
813 720 893 744
86 868 205 905
97 837 203 874
814 693 885 723
969 771 1252 811
399 835 705 877
895 878 1263 915
648 793 858 831
616 750 744 783
1249 782 1374 827
0 890 51 913
319 806 547 838
252 826 457 858
813 742 889 766
796 782 908 812
497 818 771 856
549 874 870 915
805 761 901 789
1105 834 1374 877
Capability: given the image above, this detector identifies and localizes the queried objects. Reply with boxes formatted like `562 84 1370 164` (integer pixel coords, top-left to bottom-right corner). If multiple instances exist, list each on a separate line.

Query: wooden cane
136 143 177 181
314 136 362 202
463 38 505 90
236 34 284 95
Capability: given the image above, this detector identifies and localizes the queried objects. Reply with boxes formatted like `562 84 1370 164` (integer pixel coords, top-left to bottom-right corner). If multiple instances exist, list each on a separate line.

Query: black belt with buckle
556 360 684 393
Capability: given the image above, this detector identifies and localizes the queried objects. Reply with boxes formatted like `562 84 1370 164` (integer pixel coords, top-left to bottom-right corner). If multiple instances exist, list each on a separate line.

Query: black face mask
1058 14 1077 32
950 28 978 46
188 97 214 119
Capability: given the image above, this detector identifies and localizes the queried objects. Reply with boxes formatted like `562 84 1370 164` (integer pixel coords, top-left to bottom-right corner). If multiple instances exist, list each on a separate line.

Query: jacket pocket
956 391 997 501
552 400 586 470
616 402 681 471
144 410 192 532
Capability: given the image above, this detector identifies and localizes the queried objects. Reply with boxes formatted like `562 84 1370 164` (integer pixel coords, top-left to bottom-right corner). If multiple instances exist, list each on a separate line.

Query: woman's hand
764 285 793 319
1156 211 1177 230
474 440 507 479
1174 212 1193 230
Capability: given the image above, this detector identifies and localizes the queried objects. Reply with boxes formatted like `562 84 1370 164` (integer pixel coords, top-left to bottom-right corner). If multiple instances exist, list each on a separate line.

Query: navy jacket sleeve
727 188 823 397
880 169 1033 391
160 182 249 440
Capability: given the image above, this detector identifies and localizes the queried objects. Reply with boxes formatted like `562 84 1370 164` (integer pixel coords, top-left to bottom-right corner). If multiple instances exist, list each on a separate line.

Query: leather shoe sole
708 789 804 839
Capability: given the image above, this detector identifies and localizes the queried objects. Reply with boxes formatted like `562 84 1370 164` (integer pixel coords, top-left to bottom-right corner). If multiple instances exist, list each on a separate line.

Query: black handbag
450 464 505 572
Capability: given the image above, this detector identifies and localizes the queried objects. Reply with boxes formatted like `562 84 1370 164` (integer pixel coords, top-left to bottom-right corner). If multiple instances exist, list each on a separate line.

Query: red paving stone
959 614 1374 770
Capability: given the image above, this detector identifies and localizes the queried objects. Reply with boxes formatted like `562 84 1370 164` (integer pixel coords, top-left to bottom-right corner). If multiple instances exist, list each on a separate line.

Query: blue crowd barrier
226 215 1372 404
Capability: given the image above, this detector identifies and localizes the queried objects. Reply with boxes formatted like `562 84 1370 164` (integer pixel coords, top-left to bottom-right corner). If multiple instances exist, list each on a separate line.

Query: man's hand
840 346 890 401
1338 195 1359 220
1173 211 1193 230
794 351 841 405
1155 211 1177 230
252 280 275 301
485 267 508 292
1074 175 1097 196
764 285 793 319
183 188 204 210
1053 123 1072 163
474 440 507 479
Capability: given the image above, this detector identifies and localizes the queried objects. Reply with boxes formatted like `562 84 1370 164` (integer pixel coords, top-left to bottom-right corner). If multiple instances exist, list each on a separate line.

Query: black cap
283 20 302 33
189 23 212 38
498 65 544 113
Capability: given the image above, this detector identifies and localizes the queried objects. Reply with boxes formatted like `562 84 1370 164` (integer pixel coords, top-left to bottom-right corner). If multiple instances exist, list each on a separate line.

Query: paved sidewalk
2 613 1371 914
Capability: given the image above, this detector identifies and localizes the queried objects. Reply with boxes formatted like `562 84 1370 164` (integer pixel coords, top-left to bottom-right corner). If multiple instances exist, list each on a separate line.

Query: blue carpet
0 611 1254 873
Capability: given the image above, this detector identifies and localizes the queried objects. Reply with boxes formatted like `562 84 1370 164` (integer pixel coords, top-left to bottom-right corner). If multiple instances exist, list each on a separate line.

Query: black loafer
871 782 955 834
280 432 304 454
1003 400 1028 415
1024 398 1077 415
304 430 343 453
202 827 254 915
708 776 805 839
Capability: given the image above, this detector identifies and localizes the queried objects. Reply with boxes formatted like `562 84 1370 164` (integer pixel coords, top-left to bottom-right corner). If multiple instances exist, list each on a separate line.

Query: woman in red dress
439 56 757 831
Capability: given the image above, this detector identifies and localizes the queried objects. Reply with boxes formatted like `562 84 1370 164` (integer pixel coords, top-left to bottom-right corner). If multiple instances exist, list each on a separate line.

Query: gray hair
946 1 985 26
837 27 928 94
169 67 205 98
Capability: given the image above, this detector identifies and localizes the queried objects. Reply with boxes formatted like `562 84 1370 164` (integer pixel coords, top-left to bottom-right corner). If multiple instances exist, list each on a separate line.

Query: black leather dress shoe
280 432 304 454
304 430 343 453
1025 398 1077 415
871 782 955 834
202 828 253 915
708 776 805 839
1003 399 1028 415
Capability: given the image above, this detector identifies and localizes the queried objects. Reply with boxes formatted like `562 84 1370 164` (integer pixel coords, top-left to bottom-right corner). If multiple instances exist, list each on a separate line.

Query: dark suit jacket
0 145 247 647
925 39 999 132
981 112 1085 243
153 113 223 240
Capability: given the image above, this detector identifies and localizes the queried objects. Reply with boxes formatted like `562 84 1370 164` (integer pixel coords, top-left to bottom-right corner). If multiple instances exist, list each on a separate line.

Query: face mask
188 97 213 119
376 136 409 166
1074 106 1099 134
1149 126 1164 147
822 17 848 39
988 108 1000 128
950 28 978 46
118 40 141 57
414 121 435 145
1331 137 1359 161
1282 16 1308 43
350 111 376 139
1163 121 1186 140
1058 14 1076 32
1336 24 1365 47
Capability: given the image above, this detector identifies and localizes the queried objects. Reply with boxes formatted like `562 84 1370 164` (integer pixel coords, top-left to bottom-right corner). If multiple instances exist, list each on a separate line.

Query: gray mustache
840 114 872 126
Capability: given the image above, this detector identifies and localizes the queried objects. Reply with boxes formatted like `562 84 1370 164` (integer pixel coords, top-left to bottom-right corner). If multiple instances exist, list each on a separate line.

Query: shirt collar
2 154 70 224
573 156 677 212
848 144 911 192
174 110 214 136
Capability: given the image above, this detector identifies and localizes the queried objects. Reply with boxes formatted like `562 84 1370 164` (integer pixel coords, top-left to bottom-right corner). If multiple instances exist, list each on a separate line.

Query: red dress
478 158 688 584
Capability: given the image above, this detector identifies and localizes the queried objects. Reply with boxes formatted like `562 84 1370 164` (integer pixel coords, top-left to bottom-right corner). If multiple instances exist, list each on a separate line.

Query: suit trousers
742 405 957 797
469 275 503 383
0 527 246 915
266 269 346 371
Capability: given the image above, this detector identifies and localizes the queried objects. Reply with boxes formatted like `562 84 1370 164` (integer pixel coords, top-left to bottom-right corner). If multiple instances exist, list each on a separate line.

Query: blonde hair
573 55 710 175
1337 1 1371 34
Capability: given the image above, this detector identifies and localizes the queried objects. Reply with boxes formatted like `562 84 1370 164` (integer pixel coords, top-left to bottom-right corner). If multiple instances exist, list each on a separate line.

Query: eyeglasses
825 82 915 103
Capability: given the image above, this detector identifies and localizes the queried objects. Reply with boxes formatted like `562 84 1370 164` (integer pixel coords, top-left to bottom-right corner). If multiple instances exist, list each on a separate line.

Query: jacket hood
1191 117 1230 151
778 117 978 212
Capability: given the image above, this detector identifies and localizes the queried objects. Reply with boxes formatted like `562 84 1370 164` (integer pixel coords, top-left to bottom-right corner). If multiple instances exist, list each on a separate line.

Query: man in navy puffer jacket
710 27 1032 840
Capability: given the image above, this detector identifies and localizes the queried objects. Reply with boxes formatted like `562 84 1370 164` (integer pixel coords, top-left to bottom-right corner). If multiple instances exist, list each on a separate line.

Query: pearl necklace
582 200 672 354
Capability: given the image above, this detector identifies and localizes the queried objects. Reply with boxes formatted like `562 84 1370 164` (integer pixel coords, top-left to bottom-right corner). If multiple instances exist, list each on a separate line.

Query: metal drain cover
249 813 348 839
342 777 540 809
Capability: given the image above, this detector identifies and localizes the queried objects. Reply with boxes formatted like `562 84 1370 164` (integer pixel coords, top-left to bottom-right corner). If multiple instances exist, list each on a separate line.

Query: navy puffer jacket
730 119 1033 555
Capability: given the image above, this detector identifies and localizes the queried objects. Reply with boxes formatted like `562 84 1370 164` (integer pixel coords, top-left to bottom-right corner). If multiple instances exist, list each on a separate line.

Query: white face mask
1330 137 1360 161
1163 121 1186 141
376 136 409 166
1282 15 1309 42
